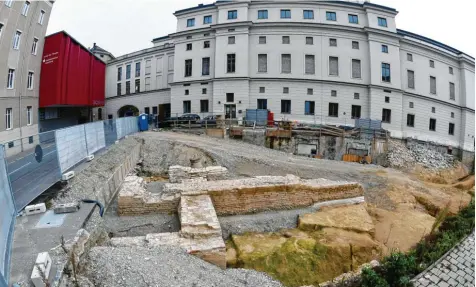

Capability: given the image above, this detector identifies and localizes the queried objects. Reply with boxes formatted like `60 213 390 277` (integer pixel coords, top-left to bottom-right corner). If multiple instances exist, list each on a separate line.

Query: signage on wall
42 51 59 65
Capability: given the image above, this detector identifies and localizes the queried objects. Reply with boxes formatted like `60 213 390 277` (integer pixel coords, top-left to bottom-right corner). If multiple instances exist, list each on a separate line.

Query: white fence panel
85 121 106 155
0 147 15 281
55 125 87 173
124 117 138 135
116 118 125 139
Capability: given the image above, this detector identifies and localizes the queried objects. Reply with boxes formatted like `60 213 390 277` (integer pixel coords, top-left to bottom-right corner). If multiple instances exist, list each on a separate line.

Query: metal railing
0 147 15 286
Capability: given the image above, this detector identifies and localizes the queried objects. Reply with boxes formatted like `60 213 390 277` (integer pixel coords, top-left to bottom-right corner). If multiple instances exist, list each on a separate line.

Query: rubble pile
387 140 456 170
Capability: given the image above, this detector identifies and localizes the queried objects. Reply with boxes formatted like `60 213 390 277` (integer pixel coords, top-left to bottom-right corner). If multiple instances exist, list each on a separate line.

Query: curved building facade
105 0 475 152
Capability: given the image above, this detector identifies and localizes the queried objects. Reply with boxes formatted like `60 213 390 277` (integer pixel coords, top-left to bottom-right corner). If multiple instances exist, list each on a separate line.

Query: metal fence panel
85 121 106 155
56 125 87 173
116 118 125 140
123 117 138 135
0 147 15 285
104 119 118 147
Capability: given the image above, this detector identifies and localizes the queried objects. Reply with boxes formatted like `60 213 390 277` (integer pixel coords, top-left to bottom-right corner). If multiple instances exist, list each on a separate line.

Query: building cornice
107 46 174 66
106 88 171 100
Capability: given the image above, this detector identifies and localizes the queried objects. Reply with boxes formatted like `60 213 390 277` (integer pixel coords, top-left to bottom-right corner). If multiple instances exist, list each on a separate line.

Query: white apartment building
105 0 475 152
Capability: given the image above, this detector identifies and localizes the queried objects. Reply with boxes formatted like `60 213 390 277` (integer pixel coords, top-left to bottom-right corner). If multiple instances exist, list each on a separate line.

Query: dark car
178 113 200 124
200 115 218 127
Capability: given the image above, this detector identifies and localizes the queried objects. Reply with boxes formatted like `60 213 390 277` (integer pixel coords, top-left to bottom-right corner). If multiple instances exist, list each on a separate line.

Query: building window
144 107 150 114
430 76 436 94
226 93 234 102
329 38 337 47
305 55 315 75
31 38 39 55
449 82 455 100
326 11 336 21
281 9 291 19
0 23 3 39
282 36 290 44
431 107 435 113
307 88 313 95
7 68 14 89
257 99 267 109
184 89 189 95
135 62 141 77
281 54 291 73
185 59 192 77
6 108 12 130
448 123 455 135
126 81 130 94
258 54 267 73
381 45 388 53
145 77 150 91
382 109 391 123
126 64 131 79
407 70 415 89
331 90 337 97
449 67 453 75
283 87 289 94
259 87 265 93
228 36 235 45
117 67 122 81
385 96 390 103
378 17 387 27
407 114 415 127
117 83 121 96
203 15 212 24
152 107 158 115
21 1 30 16
305 101 315 115
303 10 314 19
429 118 436 131
202 57 210 75
407 53 413 62
183 101 191 113
200 100 209 113
202 88 207 94
354 93 360 99
186 43 192 51
381 63 391 82
306 37 313 45
39 10 45 24
144 60 151 75
281 100 291 114
4 0 13 7
429 60 435 68
228 10 237 20
348 14 358 24
451 112 455 118
329 56 339 76
351 59 361 78
135 79 140 93
204 41 210 48
26 106 32 125
13 30 21 50
409 102 414 108
328 103 338 117
259 36 266 44
352 41 359 49
227 54 236 73
187 18 195 27
351 105 361 119
27 71 33 89
258 10 268 19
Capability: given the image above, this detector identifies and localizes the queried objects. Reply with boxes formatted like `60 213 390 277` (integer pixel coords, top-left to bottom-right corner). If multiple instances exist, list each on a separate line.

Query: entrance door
224 104 236 119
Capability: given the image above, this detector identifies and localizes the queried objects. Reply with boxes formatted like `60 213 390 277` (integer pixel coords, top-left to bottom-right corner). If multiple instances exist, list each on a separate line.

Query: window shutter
408 70 414 88
352 59 361 78
282 54 291 73
258 54 267 73
329 57 338 75
305 55 315 74
449 82 455 100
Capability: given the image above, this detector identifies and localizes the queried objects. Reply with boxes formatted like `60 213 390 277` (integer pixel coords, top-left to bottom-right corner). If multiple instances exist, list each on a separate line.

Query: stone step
179 195 222 239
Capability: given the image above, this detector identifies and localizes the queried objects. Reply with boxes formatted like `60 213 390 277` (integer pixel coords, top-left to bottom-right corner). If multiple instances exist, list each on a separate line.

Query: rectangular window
306 37 313 45
328 103 339 117
39 10 45 24
307 88 313 95
429 60 434 68
258 54 267 73
6 108 12 130
352 41 359 49
329 38 337 47
352 59 361 79
385 96 390 103
407 70 415 89
227 54 236 73
7 68 14 89
183 101 191 113
152 106 158 115
430 76 436 94
257 99 267 109
381 63 391 82
228 10 237 20
259 36 266 44
282 36 290 44
449 67 453 75
126 81 130 94
204 41 210 48
281 9 291 19
145 77 151 91
4 0 13 7
449 82 455 100
409 102 414 108
126 64 131 79
407 53 413 62
228 36 235 44
451 112 455 118
382 108 391 123
351 105 361 119
354 93 360 99
185 59 192 77
168 55 174 71
27 106 32 125
145 60 151 75
21 1 30 16
200 100 209 113
348 14 358 24
259 87 265 93
135 79 140 93
117 67 122 81
117 83 121 96
303 10 314 19
305 55 315 75
202 88 207 94
202 57 210 75
135 62 141 77
187 18 195 27
407 114 415 127
144 107 150 114
329 56 338 76
13 30 21 50
448 123 455 135
381 45 388 53
186 43 192 51
305 101 315 115
27 71 33 89
326 11 336 21
226 93 234 102
258 10 268 19
429 118 436 131
281 54 291 73
281 100 291 114
0 24 3 39
431 107 435 113
378 17 387 27
283 87 289 94
31 38 38 55
203 15 212 24
331 90 337 97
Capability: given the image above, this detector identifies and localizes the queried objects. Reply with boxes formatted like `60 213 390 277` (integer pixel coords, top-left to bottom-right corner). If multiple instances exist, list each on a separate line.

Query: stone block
54 202 80 214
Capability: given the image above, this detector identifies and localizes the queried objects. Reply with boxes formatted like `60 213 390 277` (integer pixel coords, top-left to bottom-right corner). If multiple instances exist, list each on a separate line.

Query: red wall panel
39 31 105 108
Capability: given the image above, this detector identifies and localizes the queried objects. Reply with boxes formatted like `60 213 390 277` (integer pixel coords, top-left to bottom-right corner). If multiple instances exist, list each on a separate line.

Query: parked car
200 115 218 127
178 113 200 124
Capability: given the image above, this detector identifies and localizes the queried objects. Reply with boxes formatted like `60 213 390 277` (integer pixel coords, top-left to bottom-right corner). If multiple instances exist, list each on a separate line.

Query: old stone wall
242 129 266 146
168 165 228 183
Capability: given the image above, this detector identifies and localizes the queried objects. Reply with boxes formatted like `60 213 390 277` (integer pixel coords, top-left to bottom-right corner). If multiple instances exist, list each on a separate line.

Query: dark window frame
258 10 268 19
378 17 387 27
305 101 315 115
200 99 209 113
407 114 415 127
303 10 314 19
328 102 339 117
203 15 212 24
184 59 192 77
429 118 436 131
280 9 291 19
448 123 455 135
228 10 237 20
227 54 236 73
186 18 195 27
326 11 336 21
382 108 391 123
351 105 361 119
381 63 391 82
257 99 268 109
348 14 358 24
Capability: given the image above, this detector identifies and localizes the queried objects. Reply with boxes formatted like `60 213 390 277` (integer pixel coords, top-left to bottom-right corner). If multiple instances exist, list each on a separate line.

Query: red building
39 31 106 131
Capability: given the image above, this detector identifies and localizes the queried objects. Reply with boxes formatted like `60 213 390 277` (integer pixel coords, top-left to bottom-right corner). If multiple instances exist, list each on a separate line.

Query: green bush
361 267 389 287
380 252 417 286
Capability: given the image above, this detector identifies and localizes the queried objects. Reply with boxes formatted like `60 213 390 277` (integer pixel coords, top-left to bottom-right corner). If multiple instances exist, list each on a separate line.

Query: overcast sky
46 0 476 58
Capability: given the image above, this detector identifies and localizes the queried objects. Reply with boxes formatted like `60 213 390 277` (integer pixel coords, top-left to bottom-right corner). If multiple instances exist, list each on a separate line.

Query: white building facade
105 0 475 152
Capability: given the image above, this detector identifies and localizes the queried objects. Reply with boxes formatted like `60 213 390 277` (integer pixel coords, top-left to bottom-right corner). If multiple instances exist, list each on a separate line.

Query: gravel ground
84 246 283 287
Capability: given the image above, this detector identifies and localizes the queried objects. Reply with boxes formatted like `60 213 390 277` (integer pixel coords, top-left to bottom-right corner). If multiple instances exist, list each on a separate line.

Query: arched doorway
118 105 139 118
